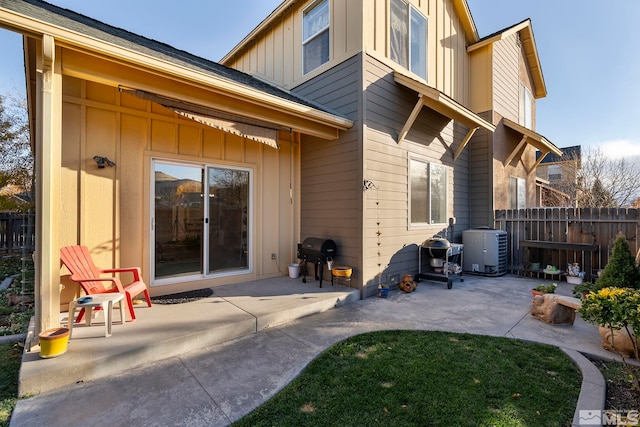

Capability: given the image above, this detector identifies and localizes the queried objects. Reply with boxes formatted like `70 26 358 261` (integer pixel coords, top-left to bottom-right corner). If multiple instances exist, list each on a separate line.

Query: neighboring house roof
536 145 581 164
468 19 546 99
0 0 352 137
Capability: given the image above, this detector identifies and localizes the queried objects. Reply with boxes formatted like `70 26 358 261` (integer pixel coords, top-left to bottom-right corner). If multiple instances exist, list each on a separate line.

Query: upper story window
519 83 533 129
510 176 526 209
390 0 427 80
303 0 330 74
548 165 562 181
410 159 447 225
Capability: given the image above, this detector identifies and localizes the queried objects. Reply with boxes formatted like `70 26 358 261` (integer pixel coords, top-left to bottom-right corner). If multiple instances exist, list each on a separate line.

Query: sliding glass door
152 160 251 283
207 168 249 274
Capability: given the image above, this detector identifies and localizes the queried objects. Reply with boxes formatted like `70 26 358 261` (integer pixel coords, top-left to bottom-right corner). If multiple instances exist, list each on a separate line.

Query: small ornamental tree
595 233 640 291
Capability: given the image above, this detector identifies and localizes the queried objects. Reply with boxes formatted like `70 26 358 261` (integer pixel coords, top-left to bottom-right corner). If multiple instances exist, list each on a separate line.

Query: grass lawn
233 330 581 427
0 342 22 427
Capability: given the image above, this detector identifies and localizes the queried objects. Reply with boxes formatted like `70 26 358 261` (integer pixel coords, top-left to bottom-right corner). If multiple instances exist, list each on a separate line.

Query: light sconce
93 156 116 168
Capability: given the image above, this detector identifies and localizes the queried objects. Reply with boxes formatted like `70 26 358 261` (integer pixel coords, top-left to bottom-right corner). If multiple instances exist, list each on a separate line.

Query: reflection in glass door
152 161 251 283
207 167 249 274
153 162 203 280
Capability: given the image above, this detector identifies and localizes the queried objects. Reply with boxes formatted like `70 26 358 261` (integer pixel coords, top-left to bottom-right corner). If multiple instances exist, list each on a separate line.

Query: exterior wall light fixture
93 156 116 168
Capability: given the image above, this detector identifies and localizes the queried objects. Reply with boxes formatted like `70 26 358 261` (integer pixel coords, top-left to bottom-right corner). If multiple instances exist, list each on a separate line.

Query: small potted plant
572 281 597 299
531 283 557 298
377 283 390 298
565 262 585 285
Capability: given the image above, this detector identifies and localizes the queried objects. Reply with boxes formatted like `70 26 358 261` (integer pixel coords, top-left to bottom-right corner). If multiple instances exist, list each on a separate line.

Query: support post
34 34 62 340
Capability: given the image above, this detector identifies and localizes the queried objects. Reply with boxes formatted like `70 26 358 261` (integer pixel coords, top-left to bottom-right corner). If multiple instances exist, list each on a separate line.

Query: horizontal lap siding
293 55 363 283
469 111 494 228
362 55 469 296
493 35 519 121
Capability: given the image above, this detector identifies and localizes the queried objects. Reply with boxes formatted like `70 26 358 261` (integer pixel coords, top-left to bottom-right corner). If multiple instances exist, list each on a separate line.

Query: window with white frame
410 159 447 224
509 176 526 209
519 83 533 129
303 0 330 74
548 164 562 181
390 0 427 80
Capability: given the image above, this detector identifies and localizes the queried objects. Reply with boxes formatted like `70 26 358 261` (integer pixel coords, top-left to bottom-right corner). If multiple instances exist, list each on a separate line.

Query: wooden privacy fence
0 212 35 255
494 208 639 280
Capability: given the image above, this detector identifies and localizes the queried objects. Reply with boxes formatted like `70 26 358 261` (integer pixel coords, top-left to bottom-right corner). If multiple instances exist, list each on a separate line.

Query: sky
1 0 639 159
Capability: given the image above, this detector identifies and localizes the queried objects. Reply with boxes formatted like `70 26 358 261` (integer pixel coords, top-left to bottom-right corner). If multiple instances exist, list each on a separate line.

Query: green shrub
534 283 557 293
0 257 21 282
596 233 640 291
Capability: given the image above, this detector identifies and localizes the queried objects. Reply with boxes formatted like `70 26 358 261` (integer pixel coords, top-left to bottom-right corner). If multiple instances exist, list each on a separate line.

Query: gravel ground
150 288 213 305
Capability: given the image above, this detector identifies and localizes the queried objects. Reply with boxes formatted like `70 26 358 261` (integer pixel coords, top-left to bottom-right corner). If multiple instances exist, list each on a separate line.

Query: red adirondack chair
60 245 152 322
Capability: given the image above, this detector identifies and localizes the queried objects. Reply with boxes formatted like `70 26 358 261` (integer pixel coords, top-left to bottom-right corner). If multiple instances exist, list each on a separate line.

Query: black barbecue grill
297 237 337 287
417 236 463 289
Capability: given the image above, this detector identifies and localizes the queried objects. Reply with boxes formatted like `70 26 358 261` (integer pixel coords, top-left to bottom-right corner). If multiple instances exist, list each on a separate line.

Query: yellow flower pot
38 327 70 358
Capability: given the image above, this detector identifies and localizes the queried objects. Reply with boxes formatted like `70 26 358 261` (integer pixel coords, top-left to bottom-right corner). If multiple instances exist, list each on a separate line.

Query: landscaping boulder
531 294 581 325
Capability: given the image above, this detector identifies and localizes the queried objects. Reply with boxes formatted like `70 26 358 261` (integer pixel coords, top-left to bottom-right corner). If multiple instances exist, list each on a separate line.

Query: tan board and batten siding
224 0 363 91
223 0 478 294
60 76 299 296
225 0 472 105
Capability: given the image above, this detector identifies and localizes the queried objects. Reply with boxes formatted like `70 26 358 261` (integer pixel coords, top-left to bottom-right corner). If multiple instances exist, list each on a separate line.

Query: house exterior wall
225 1 479 296
293 52 471 297
467 111 494 228
492 35 520 122
59 75 299 297
292 53 363 287
223 0 363 91
489 33 539 210
223 1 551 292
469 47 492 114
364 0 471 104
225 0 471 105
361 55 470 296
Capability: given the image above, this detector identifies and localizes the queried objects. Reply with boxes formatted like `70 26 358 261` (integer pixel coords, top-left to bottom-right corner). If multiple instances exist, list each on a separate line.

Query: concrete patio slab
10 274 632 426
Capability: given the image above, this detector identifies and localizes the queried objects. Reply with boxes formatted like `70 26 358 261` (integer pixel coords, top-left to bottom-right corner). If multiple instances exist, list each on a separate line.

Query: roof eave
220 0 297 65
503 118 562 157
452 0 479 43
1 4 352 137
468 19 546 99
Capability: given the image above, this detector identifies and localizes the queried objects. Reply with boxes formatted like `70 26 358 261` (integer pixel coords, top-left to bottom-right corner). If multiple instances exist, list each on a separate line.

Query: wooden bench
519 240 598 280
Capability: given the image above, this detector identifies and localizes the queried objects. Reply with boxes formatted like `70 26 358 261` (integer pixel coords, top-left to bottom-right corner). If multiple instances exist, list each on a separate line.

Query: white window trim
510 176 526 209
150 158 254 287
409 5 427 80
428 162 447 224
519 83 533 129
302 0 330 75
390 0 428 81
409 158 448 228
